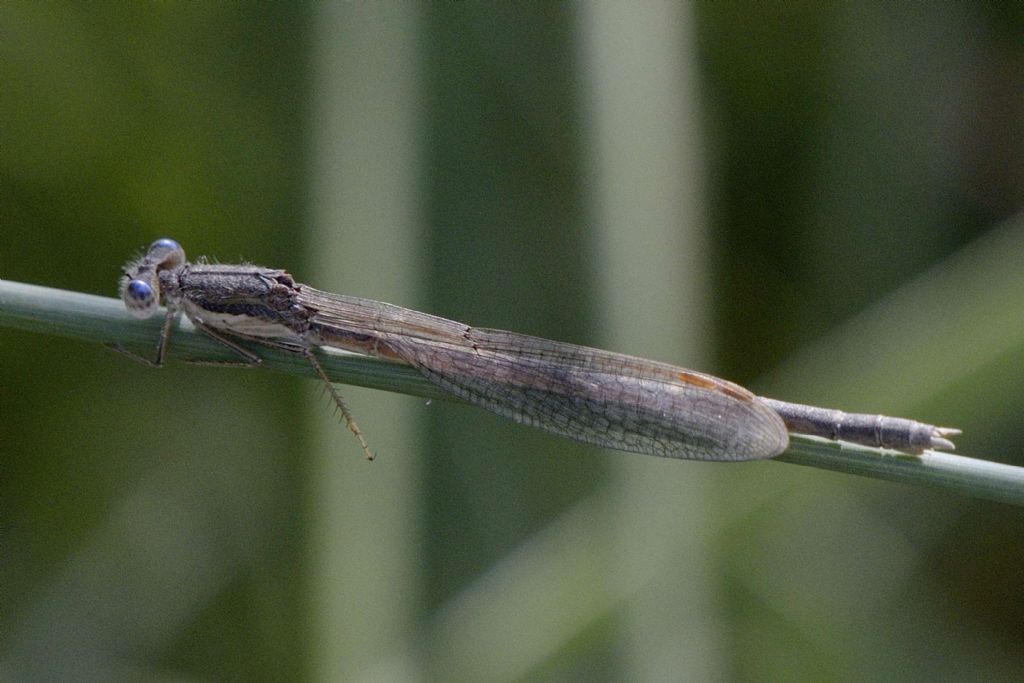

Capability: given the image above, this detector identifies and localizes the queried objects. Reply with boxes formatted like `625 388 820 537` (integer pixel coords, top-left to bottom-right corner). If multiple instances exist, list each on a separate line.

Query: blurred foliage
2 2 1023 682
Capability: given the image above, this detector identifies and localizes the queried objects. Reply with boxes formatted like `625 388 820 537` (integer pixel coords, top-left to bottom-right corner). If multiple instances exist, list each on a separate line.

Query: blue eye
150 238 180 252
127 279 152 300
124 278 158 319
146 238 186 268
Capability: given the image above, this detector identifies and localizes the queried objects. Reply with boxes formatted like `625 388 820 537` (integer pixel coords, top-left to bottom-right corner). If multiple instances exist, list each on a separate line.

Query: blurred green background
2 3 1023 681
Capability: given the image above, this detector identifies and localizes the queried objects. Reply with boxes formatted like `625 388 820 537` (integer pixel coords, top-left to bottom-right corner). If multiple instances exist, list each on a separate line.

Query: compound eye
123 278 158 319
146 238 186 269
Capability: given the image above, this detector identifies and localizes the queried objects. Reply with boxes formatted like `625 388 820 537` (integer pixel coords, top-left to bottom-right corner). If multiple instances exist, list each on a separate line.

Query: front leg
107 306 179 367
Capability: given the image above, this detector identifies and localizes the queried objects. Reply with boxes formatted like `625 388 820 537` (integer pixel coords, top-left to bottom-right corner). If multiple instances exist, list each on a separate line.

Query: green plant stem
3 278 1022 506
777 437 1024 505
